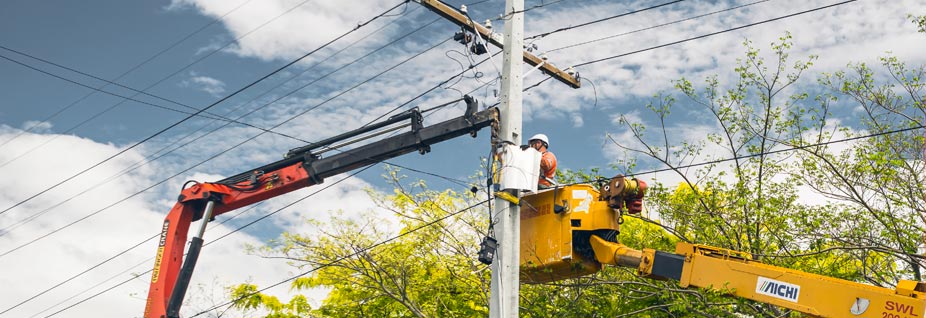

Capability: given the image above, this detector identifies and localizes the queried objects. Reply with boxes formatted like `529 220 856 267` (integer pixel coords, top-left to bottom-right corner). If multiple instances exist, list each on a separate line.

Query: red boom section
143 100 497 318
144 162 315 318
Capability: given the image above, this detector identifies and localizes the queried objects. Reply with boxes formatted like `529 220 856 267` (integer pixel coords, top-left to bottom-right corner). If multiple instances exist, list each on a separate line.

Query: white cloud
20 120 53 133
569 112 584 127
169 0 403 61
182 72 227 97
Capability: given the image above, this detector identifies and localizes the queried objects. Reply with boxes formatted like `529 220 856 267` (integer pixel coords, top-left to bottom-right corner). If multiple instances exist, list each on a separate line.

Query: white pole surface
489 0 524 317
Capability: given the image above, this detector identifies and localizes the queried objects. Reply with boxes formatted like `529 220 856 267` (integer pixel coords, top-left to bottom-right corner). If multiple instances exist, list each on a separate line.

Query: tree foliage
610 32 925 316
228 168 492 317
912 14 926 34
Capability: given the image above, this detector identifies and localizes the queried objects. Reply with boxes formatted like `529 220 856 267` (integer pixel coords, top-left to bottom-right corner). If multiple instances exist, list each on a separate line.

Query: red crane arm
145 97 497 318
145 163 313 318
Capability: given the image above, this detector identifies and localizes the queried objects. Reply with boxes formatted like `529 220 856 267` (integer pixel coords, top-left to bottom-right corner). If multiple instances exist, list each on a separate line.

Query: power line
20 198 274 317
0 43 340 140
0 0 318 167
39 272 141 318
10 25 467 318
604 124 925 180
0 30 457 258
26 257 150 318
0 233 158 315
492 0 570 21
0 10 428 236
7 1 486 235
362 48 503 127
3 198 273 316
525 0 687 40
544 0 773 53
0 0 255 151
0 1 408 216
573 0 859 68
0 52 239 123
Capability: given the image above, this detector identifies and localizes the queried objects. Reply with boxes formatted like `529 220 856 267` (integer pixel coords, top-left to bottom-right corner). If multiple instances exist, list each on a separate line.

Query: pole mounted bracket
416 0 581 88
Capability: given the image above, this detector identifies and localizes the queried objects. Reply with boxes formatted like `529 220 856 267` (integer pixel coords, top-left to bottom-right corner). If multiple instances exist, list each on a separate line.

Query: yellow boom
518 176 926 318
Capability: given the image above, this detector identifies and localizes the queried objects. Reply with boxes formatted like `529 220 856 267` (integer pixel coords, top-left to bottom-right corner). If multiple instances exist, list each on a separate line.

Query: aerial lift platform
518 176 926 318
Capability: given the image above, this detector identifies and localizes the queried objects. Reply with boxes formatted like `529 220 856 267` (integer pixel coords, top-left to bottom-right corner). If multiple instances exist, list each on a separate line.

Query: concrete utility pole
414 1 580 316
490 0 524 317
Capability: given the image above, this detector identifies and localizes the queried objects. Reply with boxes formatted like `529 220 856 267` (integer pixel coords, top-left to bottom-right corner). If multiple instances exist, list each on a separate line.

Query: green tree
912 14 926 33
609 31 925 316
794 54 926 283
229 167 492 317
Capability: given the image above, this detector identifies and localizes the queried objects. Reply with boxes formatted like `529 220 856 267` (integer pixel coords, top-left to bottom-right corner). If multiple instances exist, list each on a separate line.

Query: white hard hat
528 134 549 147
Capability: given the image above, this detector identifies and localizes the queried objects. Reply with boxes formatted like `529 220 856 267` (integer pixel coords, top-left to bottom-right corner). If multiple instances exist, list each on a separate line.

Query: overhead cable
0 0 316 167
0 0 255 151
0 30 453 258
573 0 858 68
526 0 687 40
545 0 773 53
0 12 429 236
604 123 923 179
0 0 409 216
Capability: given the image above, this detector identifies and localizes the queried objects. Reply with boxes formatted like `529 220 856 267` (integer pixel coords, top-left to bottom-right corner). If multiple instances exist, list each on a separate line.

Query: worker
527 134 557 188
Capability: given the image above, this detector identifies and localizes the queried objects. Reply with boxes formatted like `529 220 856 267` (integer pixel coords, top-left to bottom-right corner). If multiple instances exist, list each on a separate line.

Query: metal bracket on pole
415 0 580 88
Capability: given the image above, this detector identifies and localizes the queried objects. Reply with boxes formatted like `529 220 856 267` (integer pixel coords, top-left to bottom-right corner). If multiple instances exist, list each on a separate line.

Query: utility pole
490 0 524 317
414 1 579 316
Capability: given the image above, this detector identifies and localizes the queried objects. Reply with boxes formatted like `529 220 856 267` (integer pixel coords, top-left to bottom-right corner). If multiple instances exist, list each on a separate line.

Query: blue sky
0 0 924 317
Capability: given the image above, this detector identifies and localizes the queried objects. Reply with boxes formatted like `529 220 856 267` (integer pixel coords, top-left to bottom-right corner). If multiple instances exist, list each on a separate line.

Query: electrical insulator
484 19 492 29
525 42 539 53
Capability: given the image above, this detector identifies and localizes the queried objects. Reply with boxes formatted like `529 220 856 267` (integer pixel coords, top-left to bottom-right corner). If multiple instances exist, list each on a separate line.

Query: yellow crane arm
590 236 926 318
518 177 925 318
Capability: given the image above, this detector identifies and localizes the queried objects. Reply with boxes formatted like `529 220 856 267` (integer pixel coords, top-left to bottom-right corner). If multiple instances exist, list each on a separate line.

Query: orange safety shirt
538 150 557 187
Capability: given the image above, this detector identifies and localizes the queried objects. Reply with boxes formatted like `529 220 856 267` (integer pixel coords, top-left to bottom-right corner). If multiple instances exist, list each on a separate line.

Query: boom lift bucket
519 176 645 283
